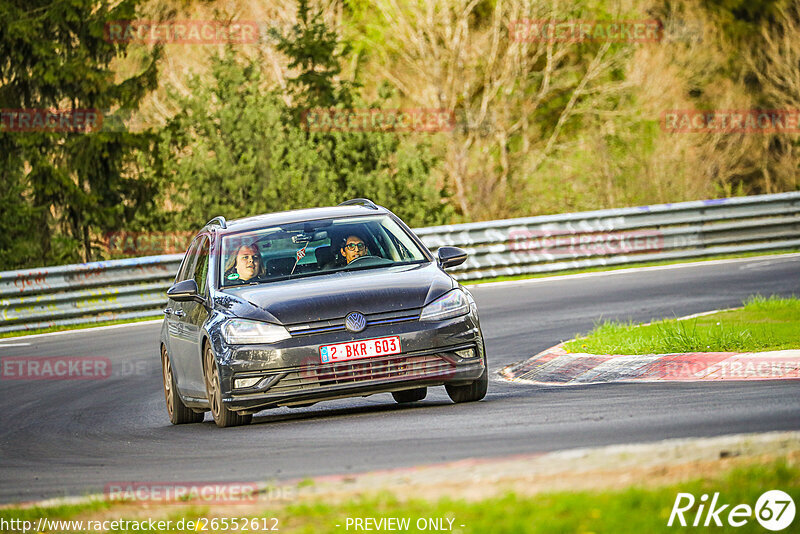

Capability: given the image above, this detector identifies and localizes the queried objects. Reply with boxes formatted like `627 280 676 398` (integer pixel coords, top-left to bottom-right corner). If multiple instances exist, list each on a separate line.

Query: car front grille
265 353 455 394
286 309 420 336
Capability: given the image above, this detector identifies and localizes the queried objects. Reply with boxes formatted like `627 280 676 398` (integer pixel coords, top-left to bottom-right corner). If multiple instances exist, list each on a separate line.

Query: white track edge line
0 319 163 342
467 252 800 289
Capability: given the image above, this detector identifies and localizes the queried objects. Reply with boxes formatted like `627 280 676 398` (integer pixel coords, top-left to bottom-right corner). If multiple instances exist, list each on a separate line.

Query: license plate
319 336 401 363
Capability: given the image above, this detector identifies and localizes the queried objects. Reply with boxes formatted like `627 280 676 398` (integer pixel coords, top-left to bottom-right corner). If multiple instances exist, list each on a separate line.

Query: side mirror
167 279 201 302
437 246 468 269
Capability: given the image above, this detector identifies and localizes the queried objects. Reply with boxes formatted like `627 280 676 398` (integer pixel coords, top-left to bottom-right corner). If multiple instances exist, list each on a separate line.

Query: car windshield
219 215 429 287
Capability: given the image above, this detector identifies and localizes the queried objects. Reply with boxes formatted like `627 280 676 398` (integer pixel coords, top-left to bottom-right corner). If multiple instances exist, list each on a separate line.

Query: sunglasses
344 242 366 252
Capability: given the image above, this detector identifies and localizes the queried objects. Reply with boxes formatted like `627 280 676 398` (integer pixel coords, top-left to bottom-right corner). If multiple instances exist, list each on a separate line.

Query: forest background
1 0 798 269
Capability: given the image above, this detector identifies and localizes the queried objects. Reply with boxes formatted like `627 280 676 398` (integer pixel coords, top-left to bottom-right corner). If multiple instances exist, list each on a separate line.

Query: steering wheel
345 255 393 268
346 254 376 265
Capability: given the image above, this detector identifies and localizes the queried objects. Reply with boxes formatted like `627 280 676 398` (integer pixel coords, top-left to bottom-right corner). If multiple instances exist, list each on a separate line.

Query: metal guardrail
1 192 799 333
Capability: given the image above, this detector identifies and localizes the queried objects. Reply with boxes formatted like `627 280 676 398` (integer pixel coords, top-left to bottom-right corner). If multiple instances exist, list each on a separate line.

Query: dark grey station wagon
160 199 487 427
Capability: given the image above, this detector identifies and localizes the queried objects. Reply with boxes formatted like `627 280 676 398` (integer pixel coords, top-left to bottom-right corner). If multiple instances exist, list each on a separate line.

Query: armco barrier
1 192 799 333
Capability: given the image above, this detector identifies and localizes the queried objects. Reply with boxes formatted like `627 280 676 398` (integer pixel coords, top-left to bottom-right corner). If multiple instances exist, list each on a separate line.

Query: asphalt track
1 255 799 504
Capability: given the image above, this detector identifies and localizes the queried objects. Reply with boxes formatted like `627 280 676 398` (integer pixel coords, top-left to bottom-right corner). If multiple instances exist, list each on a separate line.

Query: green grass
463 249 799 285
564 295 800 355
277 460 799 534
0 499 110 522
0 458 796 533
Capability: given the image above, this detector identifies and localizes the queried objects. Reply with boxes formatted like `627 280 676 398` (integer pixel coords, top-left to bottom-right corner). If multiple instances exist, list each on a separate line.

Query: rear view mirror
167 279 201 302
437 247 468 269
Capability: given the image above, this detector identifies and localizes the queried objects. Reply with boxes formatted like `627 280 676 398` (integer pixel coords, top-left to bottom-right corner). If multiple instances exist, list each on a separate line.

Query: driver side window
192 237 210 295
176 237 202 283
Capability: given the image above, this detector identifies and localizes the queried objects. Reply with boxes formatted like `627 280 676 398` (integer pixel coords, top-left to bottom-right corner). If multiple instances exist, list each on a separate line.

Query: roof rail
338 198 379 210
205 216 227 229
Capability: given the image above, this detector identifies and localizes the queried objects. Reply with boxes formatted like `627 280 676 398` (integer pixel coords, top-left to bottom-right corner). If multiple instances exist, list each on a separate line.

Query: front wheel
445 358 488 403
161 346 204 425
204 343 252 428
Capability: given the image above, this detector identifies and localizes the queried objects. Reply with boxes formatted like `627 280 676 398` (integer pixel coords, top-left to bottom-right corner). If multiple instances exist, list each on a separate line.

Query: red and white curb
499 343 800 385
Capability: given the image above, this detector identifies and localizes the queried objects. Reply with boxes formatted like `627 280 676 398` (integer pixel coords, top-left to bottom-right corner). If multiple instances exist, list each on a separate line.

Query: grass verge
564 295 800 355
1 457 797 533
279 459 799 533
0 315 162 340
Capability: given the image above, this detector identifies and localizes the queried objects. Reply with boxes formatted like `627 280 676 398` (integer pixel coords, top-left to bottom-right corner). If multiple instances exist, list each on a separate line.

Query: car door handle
163 308 173 315
173 309 186 317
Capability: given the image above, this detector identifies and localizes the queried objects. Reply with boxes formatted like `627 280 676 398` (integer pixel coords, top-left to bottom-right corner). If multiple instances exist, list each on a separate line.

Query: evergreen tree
0 0 160 268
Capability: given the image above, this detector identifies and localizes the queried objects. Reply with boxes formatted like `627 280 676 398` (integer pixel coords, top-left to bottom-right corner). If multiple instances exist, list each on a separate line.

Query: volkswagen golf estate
160 199 487 427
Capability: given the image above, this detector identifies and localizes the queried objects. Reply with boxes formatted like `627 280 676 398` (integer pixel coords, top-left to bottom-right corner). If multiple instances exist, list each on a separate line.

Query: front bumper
214 310 485 413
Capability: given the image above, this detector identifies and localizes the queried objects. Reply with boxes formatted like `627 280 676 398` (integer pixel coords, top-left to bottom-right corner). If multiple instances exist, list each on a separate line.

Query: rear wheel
445 357 488 403
161 346 203 425
392 387 427 403
204 343 252 428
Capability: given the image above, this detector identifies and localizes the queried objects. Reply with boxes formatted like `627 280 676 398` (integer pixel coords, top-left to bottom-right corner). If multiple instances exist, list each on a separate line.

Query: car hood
219 262 455 325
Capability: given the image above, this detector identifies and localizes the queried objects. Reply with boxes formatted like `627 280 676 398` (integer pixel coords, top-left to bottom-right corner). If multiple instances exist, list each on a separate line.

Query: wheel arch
161 342 189 407
200 334 212 374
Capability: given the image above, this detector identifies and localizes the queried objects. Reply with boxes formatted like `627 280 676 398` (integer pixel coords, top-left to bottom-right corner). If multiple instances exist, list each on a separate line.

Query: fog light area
234 376 262 389
455 348 476 359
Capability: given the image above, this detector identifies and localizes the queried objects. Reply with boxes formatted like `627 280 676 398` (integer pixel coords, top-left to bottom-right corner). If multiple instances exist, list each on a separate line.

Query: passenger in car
223 244 265 283
340 234 369 264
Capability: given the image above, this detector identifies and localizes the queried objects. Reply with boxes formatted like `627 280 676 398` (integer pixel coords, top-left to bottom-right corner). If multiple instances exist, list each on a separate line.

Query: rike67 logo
668 490 795 530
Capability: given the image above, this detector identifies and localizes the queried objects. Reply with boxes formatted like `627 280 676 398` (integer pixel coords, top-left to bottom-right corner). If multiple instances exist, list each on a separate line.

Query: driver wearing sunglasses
340 234 369 264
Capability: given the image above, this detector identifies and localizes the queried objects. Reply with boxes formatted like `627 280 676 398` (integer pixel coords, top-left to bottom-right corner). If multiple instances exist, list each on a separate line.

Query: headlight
419 289 470 322
222 319 291 344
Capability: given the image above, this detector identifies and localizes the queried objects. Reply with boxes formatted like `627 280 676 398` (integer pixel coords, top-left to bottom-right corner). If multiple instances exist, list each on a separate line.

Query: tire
445 357 488 403
392 387 427 403
161 346 204 425
203 343 252 428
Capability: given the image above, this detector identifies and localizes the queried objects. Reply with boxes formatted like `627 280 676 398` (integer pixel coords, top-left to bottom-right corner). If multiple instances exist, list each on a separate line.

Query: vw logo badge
345 312 366 333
